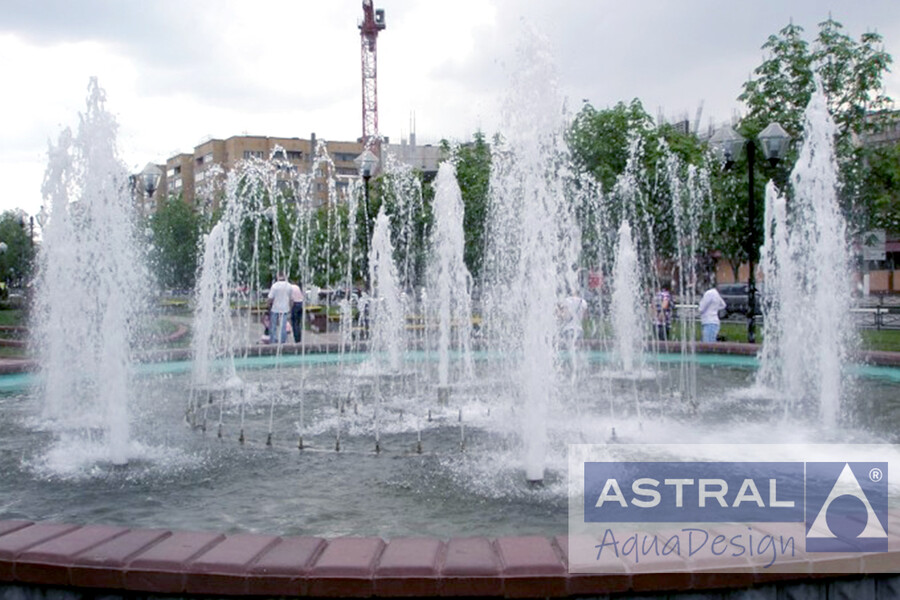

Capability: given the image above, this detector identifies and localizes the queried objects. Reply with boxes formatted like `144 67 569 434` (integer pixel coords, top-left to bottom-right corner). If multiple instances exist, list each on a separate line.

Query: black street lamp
710 122 790 344
354 149 379 283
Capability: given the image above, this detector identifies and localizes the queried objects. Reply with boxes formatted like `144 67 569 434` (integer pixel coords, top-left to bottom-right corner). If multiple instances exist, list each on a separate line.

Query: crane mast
359 0 386 153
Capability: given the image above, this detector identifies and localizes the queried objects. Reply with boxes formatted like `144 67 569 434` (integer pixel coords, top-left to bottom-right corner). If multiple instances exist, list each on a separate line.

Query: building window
287 150 303 161
243 150 264 159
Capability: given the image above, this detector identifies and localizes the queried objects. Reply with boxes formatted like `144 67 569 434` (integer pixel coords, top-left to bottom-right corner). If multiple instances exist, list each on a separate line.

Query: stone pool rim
1 518 899 598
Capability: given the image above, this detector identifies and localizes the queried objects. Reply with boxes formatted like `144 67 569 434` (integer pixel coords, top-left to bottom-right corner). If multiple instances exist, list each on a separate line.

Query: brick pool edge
1 520 899 598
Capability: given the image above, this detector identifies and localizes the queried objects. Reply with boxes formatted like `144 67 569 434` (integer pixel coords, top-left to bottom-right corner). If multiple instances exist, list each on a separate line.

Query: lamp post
354 149 379 283
141 163 163 200
36 206 48 230
710 122 790 344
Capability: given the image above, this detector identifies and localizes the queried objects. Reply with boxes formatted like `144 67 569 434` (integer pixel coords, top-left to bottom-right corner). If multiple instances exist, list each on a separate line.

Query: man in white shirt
561 290 589 343
290 280 304 343
267 273 293 344
697 285 727 343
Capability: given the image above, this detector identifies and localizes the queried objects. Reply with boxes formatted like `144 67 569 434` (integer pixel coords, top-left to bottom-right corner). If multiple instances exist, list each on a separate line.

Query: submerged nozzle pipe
239 429 245 444
298 436 304 451
266 432 273 447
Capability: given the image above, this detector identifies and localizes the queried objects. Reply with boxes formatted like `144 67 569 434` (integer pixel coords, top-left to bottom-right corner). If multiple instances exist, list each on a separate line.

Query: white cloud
1 0 899 217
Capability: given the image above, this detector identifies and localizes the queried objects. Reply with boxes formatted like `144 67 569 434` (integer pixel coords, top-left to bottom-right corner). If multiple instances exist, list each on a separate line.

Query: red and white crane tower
359 0 386 155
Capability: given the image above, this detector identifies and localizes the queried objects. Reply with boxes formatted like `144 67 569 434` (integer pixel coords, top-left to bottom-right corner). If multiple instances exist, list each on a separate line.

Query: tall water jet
369 207 404 372
610 221 643 372
191 221 235 388
429 162 474 387
483 29 578 483
757 79 854 426
33 79 148 465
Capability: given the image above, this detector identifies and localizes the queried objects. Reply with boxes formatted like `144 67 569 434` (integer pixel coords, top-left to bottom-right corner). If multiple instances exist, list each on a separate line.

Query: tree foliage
568 100 709 266
0 210 35 287
442 132 491 282
148 196 201 291
738 17 895 231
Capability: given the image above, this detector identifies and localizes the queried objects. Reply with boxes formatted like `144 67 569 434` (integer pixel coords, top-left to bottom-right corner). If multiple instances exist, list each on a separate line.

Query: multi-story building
153 134 369 211
138 131 446 213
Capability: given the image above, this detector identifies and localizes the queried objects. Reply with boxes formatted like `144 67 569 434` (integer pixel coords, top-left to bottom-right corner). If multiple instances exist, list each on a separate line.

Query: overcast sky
2 0 899 217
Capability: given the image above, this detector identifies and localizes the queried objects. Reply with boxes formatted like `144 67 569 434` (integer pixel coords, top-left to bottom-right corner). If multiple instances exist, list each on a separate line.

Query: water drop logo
805 462 888 552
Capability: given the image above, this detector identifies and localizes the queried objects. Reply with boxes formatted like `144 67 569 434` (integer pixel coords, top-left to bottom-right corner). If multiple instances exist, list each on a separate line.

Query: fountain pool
2 351 899 539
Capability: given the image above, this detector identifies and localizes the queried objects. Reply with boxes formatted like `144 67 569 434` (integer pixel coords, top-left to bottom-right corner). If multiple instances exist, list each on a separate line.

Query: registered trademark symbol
869 468 883 482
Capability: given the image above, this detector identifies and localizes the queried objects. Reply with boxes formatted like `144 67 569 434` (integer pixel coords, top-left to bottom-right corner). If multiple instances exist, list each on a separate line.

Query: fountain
479 28 579 484
368 206 404 372
610 221 643 372
428 161 474 396
758 78 855 427
31 78 150 468
2 35 899 588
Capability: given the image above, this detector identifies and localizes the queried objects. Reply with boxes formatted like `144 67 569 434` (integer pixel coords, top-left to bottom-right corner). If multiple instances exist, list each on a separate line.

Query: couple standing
267 273 305 344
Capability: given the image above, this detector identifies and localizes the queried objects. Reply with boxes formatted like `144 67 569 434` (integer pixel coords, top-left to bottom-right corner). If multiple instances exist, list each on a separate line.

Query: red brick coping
0 520 897 597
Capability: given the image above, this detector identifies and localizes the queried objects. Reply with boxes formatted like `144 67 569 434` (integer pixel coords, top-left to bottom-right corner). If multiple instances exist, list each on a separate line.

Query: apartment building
154 134 366 210
139 132 446 213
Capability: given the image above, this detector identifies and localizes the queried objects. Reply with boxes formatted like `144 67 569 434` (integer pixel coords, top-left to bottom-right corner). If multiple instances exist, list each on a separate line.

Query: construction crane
359 0 386 153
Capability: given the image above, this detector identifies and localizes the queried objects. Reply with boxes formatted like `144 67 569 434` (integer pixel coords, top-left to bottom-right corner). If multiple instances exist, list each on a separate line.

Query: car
716 283 769 317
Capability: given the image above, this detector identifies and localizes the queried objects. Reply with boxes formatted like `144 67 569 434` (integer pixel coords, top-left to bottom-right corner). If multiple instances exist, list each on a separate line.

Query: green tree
442 132 491 282
737 17 894 230
738 21 813 141
568 99 655 194
568 101 709 264
861 141 900 231
149 196 201 291
0 210 36 288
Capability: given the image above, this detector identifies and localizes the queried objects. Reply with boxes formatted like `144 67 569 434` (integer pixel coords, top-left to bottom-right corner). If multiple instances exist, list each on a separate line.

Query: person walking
267 273 293 345
697 284 727 343
654 287 673 341
290 279 304 343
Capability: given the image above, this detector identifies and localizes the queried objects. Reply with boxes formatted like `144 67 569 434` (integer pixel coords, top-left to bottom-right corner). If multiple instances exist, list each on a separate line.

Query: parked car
717 283 749 317
716 283 769 317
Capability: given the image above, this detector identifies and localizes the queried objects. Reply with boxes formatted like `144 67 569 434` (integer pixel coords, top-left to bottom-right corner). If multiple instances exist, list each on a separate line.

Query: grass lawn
859 329 900 353
1 309 900 355
676 320 900 353
0 309 24 327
